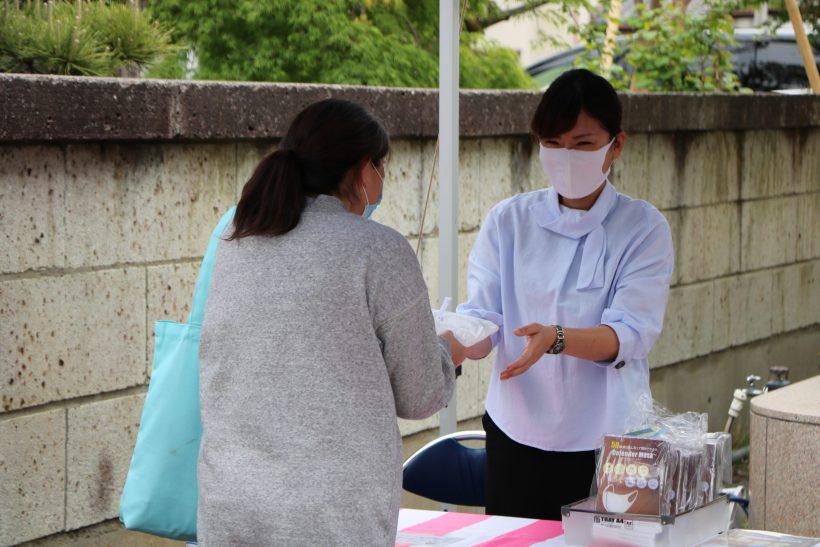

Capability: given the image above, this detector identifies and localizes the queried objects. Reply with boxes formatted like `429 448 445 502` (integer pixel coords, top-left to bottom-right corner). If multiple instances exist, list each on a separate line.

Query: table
396 508 566 546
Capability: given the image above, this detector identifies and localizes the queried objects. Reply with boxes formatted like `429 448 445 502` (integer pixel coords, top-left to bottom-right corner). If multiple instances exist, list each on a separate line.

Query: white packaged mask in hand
432 297 499 347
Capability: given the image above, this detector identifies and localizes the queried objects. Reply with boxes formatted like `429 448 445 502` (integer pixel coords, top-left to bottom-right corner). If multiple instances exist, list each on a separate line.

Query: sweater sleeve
367 228 456 420
376 294 456 420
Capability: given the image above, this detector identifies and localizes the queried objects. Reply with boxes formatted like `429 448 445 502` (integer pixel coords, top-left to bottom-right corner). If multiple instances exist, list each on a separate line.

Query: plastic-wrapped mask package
699 432 732 506
432 297 498 347
596 396 731 517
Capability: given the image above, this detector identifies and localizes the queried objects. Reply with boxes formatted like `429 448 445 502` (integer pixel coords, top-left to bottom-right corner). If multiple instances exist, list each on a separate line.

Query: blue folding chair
402 430 487 507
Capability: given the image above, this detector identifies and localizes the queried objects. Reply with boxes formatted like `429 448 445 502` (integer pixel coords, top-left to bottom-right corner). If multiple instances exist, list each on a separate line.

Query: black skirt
483 412 597 521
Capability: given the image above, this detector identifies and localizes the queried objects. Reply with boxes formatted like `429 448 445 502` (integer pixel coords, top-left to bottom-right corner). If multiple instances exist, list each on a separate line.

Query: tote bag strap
189 207 236 326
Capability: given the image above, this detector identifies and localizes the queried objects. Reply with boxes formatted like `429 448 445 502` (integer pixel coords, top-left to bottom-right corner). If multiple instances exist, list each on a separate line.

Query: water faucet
745 375 764 397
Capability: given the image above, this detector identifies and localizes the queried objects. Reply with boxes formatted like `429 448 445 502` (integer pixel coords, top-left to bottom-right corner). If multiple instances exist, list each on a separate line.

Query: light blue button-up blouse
457 182 674 451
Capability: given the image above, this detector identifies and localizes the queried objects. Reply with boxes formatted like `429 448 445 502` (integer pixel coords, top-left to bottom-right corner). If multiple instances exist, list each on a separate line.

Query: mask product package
607 399 721 517
595 434 673 516
679 447 704 513
699 439 719 506
700 432 732 505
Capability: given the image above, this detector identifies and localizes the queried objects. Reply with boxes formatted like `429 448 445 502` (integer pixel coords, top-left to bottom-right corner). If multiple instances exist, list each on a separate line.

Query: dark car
526 26 820 92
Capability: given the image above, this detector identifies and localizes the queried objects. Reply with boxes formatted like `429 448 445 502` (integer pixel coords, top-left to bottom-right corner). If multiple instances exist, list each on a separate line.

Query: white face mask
539 138 615 199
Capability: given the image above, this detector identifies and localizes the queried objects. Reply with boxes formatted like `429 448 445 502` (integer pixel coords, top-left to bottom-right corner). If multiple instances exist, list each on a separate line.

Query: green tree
146 0 585 89
573 0 749 92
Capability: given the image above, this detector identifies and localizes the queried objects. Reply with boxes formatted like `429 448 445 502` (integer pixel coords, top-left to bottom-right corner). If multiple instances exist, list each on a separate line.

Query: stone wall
0 75 818 544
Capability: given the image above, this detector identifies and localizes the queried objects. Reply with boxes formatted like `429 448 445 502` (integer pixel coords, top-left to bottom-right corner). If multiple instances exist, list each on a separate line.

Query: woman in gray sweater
197 99 462 546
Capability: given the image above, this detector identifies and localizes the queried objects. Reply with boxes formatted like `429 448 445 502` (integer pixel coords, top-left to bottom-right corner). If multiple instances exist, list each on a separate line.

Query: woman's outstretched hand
499 323 556 380
440 330 467 366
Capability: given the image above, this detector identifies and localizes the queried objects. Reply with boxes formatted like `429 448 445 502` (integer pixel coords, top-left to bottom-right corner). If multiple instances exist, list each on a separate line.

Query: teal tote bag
119 208 235 541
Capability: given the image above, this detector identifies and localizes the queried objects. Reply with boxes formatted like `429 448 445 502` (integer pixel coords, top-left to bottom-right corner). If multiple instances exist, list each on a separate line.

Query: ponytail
229 98 389 240
230 149 305 239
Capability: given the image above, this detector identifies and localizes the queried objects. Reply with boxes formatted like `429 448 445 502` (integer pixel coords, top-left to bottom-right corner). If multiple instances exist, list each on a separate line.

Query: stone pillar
750 375 820 535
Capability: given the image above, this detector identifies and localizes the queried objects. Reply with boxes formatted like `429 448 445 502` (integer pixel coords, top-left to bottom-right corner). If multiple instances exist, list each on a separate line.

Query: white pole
439 0 459 439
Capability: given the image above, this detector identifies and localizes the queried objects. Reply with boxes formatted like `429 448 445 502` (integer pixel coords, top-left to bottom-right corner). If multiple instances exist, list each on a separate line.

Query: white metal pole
438 0 459 439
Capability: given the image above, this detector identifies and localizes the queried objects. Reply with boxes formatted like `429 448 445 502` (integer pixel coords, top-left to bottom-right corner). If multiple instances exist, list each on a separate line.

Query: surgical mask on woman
362 161 384 219
539 138 615 199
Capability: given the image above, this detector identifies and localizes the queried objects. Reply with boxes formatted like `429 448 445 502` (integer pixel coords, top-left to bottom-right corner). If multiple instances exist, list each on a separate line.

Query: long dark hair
230 98 389 239
530 69 622 140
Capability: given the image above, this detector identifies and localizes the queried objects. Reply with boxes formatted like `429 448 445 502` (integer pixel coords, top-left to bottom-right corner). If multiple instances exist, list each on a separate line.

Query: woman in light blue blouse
458 69 674 520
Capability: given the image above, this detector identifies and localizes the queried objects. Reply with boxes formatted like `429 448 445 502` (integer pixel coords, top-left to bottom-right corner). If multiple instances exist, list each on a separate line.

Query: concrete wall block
66 393 145 530
524 140 547 195
741 195 800 271
372 140 426 237
0 269 146 412
796 129 820 195
458 232 479 307
679 132 740 207
713 269 775 351
796 192 820 261
677 203 741 284
772 260 820 334
617 133 678 210
0 146 66 275
611 133 648 202
145 262 200 373
146 263 200 324
478 139 516 224
458 139 484 233
235 142 275 201
0 408 66 545
409 235 439 308
661 209 681 287
410 232 477 311
649 282 714 368
741 130 801 200
64 144 237 268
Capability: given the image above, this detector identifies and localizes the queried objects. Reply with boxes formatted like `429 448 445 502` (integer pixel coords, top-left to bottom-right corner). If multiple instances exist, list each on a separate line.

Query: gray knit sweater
197 195 455 546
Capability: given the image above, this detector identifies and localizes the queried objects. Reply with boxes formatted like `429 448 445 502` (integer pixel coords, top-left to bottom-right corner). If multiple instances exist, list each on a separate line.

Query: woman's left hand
499 323 556 380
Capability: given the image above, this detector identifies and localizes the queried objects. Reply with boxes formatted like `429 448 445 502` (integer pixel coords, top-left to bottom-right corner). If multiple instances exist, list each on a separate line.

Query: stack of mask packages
595 399 732 517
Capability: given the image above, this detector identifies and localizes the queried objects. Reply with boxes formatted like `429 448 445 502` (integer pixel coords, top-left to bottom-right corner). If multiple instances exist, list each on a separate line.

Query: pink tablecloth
396 508 565 546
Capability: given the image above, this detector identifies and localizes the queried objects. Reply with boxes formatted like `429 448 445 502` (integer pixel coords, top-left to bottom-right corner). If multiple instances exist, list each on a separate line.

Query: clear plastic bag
432 297 499 347
600 395 718 516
